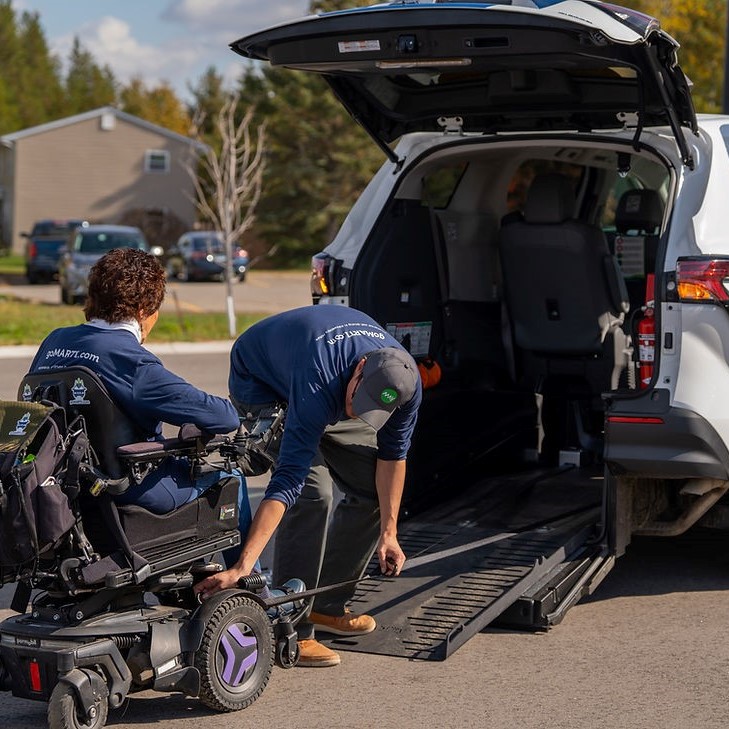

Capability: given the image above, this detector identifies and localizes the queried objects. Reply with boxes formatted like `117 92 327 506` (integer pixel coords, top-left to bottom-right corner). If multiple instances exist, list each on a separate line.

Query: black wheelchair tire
275 638 300 669
47 677 109 729
194 594 274 712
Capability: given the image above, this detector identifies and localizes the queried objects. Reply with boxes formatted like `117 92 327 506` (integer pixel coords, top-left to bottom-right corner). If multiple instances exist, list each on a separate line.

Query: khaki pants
233 398 380 640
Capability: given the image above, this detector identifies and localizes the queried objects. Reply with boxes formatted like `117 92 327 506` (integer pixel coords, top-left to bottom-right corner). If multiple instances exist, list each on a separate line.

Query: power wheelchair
0 365 307 729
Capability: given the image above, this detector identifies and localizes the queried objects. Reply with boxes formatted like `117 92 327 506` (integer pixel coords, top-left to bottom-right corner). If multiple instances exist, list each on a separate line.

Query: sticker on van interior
614 235 645 279
386 321 432 358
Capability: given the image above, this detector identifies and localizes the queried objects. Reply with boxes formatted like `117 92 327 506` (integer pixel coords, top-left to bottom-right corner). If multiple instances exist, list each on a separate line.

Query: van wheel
47 676 109 729
194 594 273 712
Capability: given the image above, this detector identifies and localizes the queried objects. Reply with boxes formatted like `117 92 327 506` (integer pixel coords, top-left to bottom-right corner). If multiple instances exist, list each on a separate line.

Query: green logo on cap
380 388 398 404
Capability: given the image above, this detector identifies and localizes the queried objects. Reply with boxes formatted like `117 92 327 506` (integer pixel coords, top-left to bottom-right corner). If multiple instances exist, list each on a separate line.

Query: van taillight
29 243 37 258
311 254 331 296
676 258 729 302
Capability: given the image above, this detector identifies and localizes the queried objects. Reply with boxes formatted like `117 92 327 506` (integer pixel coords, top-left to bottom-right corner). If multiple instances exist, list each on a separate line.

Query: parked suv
22 219 87 284
230 1 729 637
59 224 149 304
165 231 249 282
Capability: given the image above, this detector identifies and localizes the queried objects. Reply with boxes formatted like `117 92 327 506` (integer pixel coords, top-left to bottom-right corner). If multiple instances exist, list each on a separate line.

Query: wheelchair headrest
523 173 576 225
615 189 663 235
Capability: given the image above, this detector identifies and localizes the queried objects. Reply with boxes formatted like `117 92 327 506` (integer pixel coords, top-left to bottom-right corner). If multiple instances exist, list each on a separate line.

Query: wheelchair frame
0 366 304 729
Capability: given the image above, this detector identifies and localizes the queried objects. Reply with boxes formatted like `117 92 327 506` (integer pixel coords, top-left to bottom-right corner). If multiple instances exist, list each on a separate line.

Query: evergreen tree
17 12 64 128
0 1 22 133
238 64 381 265
65 37 117 114
187 67 229 144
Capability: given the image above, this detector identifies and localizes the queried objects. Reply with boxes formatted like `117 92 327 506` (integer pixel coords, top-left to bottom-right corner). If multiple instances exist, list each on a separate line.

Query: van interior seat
498 172 629 357
612 188 663 311
497 172 630 459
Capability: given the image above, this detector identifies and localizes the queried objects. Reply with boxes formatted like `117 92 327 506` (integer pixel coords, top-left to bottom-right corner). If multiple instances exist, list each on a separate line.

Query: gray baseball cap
352 347 419 430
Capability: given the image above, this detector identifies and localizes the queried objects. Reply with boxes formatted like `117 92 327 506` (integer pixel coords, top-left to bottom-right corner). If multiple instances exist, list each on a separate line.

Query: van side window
422 163 468 208
600 171 642 232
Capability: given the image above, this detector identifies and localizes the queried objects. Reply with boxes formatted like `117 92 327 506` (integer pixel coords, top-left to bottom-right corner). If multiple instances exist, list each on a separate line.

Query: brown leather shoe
309 609 377 636
297 639 341 668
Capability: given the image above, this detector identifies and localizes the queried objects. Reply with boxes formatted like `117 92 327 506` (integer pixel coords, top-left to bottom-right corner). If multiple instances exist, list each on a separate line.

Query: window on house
144 150 170 174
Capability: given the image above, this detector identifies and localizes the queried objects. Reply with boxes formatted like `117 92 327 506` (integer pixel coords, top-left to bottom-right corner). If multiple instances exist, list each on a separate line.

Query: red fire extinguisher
637 273 656 389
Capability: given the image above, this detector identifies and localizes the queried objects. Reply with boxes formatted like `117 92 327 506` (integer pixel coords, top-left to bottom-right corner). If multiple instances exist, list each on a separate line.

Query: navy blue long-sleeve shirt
30 323 239 437
229 306 422 509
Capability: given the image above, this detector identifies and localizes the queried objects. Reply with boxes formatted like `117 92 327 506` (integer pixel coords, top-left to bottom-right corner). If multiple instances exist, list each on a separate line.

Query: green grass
0 295 265 345
0 254 24 276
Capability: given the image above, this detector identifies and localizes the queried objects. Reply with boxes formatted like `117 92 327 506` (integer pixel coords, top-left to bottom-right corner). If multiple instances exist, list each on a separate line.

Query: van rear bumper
604 389 729 480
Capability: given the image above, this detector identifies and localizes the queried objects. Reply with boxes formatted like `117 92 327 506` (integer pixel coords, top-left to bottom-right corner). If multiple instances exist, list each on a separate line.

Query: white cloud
50 16 220 99
162 0 309 35
42 2 312 103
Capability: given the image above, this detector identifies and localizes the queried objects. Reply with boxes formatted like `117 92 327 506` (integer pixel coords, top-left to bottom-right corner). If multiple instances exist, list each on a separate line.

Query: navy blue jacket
229 306 422 509
30 323 239 437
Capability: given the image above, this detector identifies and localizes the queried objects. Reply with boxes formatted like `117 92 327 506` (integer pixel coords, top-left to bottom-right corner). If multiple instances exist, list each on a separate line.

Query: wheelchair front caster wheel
48 676 109 729
275 638 300 669
195 594 274 712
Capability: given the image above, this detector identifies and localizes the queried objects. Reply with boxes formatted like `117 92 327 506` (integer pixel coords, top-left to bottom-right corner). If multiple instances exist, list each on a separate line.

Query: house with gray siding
0 107 204 253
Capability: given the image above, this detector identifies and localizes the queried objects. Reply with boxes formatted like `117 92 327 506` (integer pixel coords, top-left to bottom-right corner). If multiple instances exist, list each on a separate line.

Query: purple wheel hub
217 621 259 688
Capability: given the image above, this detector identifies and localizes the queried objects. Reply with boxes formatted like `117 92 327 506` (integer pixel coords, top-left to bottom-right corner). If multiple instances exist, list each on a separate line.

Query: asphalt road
2 349 729 728
0 269 313 314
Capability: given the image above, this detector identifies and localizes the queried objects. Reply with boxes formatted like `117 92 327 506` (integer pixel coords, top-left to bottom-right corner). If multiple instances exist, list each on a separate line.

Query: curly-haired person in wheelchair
28 247 248 566
194 305 423 667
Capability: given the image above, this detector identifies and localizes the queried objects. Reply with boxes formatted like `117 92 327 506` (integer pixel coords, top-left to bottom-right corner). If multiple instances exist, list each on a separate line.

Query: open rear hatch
231 0 697 166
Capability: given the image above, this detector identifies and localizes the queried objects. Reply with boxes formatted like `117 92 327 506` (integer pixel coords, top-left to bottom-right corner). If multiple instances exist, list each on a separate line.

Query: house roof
0 106 206 150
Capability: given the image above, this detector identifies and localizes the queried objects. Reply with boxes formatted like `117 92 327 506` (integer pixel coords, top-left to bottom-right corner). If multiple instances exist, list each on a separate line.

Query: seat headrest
615 189 663 235
523 173 576 224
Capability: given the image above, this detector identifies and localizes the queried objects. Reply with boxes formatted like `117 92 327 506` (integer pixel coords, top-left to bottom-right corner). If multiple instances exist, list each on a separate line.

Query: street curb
0 340 234 360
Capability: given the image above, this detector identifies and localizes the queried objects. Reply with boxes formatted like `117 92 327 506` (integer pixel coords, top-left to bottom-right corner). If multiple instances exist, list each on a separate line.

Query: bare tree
186 94 266 338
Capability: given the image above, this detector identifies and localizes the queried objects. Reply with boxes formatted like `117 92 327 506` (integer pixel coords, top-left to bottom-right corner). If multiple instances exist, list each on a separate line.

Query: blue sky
13 0 312 101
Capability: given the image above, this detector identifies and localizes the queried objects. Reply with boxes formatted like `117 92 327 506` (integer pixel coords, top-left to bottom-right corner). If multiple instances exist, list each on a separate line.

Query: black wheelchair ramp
331 506 604 661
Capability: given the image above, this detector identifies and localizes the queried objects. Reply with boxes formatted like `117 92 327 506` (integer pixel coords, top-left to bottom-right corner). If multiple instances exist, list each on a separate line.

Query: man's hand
193 566 246 601
377 533 406 576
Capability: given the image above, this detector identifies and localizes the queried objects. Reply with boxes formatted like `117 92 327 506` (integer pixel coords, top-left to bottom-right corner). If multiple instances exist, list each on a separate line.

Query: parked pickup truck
22 219 86 284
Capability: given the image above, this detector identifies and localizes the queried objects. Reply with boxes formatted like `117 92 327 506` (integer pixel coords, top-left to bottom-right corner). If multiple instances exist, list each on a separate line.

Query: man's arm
133 359 240 433
374 458 407 576
194 498 286 599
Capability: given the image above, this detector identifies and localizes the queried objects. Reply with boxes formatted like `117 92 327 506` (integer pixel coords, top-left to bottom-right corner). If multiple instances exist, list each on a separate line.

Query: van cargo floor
329 465 604 661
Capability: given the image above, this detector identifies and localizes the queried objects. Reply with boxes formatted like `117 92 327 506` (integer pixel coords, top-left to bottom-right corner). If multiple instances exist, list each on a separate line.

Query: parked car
165 231 249 282
230 1 729 641
59 224 149 304
22 219 87 284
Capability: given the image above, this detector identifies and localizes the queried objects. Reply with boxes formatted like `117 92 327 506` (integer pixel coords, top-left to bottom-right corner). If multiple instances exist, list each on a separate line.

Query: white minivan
232 1 729 659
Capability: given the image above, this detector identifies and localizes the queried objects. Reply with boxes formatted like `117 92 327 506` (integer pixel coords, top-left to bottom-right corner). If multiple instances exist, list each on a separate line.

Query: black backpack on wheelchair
0 366 306 729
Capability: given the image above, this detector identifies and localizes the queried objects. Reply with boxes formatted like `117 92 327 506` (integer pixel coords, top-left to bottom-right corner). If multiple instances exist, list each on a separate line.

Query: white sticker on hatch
338 39 381 53
386 322 432 359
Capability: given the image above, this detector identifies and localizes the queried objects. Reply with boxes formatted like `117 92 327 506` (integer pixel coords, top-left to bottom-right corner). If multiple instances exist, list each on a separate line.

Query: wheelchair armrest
178 423 214 444
116 441 167 459
116 431 226 463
